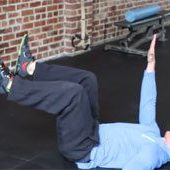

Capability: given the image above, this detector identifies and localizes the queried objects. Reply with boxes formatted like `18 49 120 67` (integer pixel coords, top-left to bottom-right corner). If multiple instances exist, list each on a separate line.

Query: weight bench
104 10 170 57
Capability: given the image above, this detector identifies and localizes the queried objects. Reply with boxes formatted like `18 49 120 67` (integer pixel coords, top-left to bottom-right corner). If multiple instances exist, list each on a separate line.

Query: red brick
65 29 78 34
16 18 22 24
65 22 76 28
54 36 62 41
41 14 47 19
55 23 63 29
0 0 7 5
43 38 54 44
1 21 8 27
58 29 64 34
22 23 34 29
35 7 46 13
16 31 28 38
31 48 38 54
0 49 3 55
39 46 48 52
0 29 5 34
9 19 16 25
23 17 29 23
30 1 41 8
42 26 53 32
65 0 78 3
4 28 13 34
30 16 35 21
53 0 63 3
34 20 46 27
17 3 29 10
0 43 9 49
8 12 19 18
66 16 80 22
29 36 35 41
10 39 21 46
31 41 41 47
36 15 41 20
47 5 58 11
50 43 60 49
47 18 58 24
0 14 6 20
48 13 53 18
51 30 58 36
58 17 64 22
58 4 64 9
8 0 21 3
30 28 41 34
3 5 15 12
22 10 34 16
65 10 77 16
65 4 80 10
3 34 15 41
5 47 17 53
42 0 53 5
1 55 10 61
36 33 47 39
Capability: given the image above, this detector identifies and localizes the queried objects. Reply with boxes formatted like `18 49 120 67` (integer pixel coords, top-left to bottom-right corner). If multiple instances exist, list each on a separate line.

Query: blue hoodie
77 123 170 170
77 72 170 170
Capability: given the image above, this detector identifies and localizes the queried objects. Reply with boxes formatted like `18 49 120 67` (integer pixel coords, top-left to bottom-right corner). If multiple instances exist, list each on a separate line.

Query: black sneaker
15 34 34 77
0 60 12 94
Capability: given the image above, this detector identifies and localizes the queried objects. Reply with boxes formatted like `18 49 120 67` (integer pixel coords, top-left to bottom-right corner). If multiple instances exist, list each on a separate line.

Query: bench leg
104 44 147 57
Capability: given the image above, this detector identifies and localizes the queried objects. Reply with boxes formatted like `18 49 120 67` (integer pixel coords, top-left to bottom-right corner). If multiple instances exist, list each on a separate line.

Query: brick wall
0 0 170 67
0 0 64 67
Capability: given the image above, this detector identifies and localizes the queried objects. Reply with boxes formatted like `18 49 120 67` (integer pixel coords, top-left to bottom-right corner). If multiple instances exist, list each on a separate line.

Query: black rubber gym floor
1 28 170 169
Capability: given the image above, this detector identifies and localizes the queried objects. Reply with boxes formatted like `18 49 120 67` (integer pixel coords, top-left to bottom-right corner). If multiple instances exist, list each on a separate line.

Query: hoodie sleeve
122 144 168 170
139 72 160 136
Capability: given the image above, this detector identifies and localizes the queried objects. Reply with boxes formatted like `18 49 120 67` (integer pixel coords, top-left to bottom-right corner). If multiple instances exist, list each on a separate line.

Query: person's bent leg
14 34 99 118
7 76 99 161
33 63 100 118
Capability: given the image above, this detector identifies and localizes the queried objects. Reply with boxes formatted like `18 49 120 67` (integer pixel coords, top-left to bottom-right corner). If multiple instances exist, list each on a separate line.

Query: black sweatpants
7 63 99 161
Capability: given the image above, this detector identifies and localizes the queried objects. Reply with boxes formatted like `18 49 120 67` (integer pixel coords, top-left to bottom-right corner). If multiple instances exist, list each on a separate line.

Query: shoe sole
14 34 28 74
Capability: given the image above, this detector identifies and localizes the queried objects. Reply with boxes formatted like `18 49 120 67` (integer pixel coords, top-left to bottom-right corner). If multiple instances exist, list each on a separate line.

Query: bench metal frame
104 11 170 57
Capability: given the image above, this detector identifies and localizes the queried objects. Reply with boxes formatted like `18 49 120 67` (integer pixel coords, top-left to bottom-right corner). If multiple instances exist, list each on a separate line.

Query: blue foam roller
125 4 162 22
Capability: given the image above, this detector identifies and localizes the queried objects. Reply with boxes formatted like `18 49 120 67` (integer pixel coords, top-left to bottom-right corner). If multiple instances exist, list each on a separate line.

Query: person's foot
15 34 34 77
0 59 13 94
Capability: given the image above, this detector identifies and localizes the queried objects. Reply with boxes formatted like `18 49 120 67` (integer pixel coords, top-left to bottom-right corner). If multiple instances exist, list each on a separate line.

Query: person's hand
147 34 157 63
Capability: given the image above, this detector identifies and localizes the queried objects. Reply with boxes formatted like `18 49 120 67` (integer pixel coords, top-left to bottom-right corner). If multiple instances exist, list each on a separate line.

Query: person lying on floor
0 34 100 162
0 34 170 170
76 35 170 170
